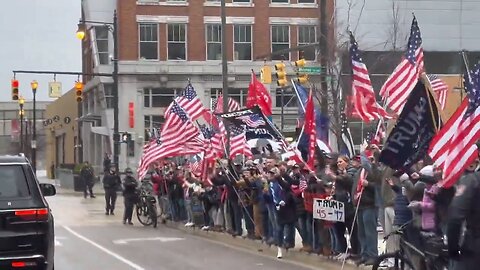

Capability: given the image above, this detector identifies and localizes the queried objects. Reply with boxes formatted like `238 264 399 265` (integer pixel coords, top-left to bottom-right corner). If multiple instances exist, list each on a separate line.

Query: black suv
0 155 56 269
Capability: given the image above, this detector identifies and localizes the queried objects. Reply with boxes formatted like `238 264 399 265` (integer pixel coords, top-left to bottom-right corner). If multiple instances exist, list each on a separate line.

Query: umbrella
247 138 282 152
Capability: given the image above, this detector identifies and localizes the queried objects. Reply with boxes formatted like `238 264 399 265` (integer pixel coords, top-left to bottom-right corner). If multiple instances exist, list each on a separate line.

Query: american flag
137 139 158 179
427 74 449 110
228 124 252 159
237 114 266 128
168 84 205 120
349 32 389 122
380 16 424 114
214 95 241 113
371 119 385 146
188 154 203 177
432 64 480 188
200 124 221 160
340 110 355 158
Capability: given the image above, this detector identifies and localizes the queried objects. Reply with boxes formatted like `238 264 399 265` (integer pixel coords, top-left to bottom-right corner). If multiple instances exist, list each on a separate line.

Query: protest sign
313 198 345 222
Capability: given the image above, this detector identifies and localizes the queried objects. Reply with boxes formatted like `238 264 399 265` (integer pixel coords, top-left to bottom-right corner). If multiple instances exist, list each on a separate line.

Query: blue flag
295 84 329 154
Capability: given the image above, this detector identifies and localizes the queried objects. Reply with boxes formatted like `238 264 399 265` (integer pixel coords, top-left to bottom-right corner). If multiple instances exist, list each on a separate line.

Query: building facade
80 0 332 171
0 101 49 166
44 88 80 178
335 0 480 146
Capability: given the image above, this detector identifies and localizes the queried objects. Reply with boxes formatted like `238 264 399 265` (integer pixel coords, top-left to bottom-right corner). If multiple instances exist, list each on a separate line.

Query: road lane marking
62 226 145 270
113 237 184 245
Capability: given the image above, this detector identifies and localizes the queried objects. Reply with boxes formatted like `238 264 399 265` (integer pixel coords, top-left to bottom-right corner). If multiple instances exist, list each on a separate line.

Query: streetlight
18 96 25 153
30 80 38 174
76 11 119 172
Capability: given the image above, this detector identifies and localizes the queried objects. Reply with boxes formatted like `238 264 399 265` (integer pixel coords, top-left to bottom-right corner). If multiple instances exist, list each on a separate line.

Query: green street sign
298 67 322 74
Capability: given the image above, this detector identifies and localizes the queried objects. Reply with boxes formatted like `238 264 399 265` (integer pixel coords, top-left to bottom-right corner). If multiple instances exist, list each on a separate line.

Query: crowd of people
79 146 480 269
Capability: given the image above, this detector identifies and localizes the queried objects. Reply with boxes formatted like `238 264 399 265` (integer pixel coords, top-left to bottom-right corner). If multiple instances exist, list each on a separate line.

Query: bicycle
372 222 449 270
135 189 158 228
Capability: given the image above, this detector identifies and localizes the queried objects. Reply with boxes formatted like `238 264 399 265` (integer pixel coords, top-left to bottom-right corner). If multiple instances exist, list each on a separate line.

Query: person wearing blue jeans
268 168 297 258
352 162 380 266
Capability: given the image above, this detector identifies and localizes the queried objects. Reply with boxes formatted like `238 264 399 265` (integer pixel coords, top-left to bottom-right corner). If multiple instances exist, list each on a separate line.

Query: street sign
298 67 322 74
48 82 62 98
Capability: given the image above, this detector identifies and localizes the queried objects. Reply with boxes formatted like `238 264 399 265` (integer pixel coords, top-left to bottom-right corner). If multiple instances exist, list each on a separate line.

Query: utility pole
319 0 329 141
112 10 120 172
221 0 230 157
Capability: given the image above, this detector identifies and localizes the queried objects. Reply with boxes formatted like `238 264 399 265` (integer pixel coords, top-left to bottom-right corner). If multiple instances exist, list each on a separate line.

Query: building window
139 23 158 60
144 115 165 141
271 25 290 60
144 88 182 108
275 88 296 107
234 25 252 61
104 84 114 109
210 88 247 107
298 25 316 60
271 0 288 3
298 0 315 3
95 26 109 65
168 24 186 60
206 24 222 60
232 0 250 2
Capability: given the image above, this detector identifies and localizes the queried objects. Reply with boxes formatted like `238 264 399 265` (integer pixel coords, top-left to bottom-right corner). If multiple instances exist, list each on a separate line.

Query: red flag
304 89 316 169
247 71 272 116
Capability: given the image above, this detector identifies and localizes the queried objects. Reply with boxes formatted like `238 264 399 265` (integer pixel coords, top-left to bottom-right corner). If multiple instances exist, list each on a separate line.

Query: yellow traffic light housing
75 81 84 102
11 79 19 101
275 62 288 87
260 66 272 84
294 58 306 68
296 74 309 84
19 109 25 116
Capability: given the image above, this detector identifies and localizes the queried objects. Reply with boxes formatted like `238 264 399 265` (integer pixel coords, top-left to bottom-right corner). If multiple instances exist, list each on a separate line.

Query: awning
90 126 110 136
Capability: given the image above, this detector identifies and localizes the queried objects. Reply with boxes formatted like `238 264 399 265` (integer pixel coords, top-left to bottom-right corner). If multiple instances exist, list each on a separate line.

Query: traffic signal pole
221 0 230 157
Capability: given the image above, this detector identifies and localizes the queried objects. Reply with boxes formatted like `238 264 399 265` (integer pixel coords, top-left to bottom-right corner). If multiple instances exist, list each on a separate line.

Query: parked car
0 155 56 270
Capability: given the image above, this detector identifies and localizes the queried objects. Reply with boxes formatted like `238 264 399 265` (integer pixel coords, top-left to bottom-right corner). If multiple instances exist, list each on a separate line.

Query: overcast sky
0 0 81 101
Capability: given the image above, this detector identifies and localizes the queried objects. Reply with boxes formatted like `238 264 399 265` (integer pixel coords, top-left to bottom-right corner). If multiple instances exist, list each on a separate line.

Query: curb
163 221 366 270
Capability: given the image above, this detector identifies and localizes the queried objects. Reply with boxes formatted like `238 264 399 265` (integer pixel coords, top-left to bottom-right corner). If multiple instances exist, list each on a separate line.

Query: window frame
297 25 317 61
138 23 159 60
167 23 187 61
233 24 253 61
206 24 222 61
271 25 290 61
95 26 109 65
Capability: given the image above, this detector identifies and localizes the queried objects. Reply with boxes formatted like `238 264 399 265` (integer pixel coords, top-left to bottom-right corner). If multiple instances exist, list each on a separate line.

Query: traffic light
275 62 288 87
11 79 19 101
121 132 132 143
19 109 24 116
75 81 83 102
294 54 308 84
260 66 272 84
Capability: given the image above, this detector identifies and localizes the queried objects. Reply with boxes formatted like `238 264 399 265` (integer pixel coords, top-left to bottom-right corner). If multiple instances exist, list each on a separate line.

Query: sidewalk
37 173 105 196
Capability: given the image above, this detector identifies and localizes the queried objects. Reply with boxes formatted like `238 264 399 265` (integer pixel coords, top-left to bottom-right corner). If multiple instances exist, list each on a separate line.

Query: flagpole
291 79 307 113
419 73 440 131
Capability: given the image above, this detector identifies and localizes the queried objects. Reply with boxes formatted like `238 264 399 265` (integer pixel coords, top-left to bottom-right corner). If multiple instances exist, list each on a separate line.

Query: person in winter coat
269 167 296 259
328 155 358 260
408 165 438 232
351 156 380 266
80 161 96 198
122 168 138 225
103 163 121 215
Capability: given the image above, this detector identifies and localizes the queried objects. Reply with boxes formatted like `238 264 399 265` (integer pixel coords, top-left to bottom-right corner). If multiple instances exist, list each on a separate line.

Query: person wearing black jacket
103 164 121 215
122 168 138 225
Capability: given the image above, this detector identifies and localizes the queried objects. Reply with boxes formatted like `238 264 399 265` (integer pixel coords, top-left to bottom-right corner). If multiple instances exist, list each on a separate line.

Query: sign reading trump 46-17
313 199 345 222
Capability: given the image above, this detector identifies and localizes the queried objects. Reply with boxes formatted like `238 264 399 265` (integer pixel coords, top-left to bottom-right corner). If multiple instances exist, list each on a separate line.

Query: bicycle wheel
372 253 414 270
136 202 153 226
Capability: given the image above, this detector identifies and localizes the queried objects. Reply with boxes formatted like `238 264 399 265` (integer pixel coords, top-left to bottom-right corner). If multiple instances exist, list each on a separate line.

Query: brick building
79 0 331 171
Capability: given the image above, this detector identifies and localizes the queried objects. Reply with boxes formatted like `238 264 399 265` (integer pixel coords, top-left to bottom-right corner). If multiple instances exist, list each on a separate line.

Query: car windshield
0 165 30 198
